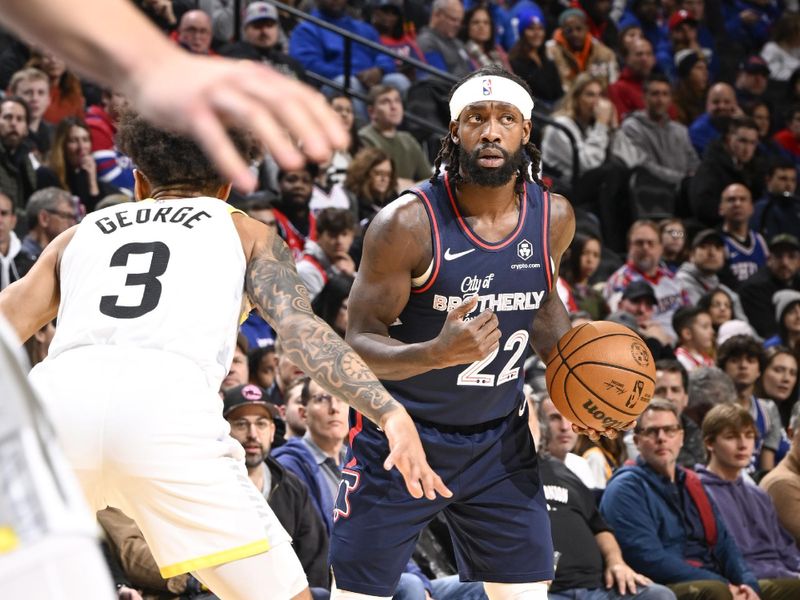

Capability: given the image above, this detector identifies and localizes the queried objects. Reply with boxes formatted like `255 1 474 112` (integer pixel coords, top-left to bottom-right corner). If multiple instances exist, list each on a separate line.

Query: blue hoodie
695 465 800 580
600 459 759 591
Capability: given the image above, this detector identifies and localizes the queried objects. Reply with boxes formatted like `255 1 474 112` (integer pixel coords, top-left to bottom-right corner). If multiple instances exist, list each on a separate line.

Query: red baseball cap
669 9 698 31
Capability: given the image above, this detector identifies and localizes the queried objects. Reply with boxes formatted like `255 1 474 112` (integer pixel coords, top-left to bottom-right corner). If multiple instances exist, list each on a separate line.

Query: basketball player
330 66 612 600
0 0 347 191
0 114 449 600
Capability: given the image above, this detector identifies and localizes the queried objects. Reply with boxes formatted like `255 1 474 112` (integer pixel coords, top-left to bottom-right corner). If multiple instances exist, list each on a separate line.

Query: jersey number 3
99 242 171 319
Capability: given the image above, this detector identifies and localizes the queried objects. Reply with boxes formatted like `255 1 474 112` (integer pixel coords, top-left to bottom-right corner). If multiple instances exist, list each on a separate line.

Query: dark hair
431 66 541 191
327 92 362 156
716 334 765 371
561 231 601 284
727 116 759 136
785 103 800 124
311 274 354 334
300 377 313 406
643 72 671 93
459 5 496 54
655 358 689 392
117 112 258 190
277 162 319 181
767 155 797 177
49 116 90 190
236 332 250 355
754 345 798 400
247 344 275 378
673 305 709 342
1 95 30 125
344 147 397 205
697 287 734 325
316 207 356 236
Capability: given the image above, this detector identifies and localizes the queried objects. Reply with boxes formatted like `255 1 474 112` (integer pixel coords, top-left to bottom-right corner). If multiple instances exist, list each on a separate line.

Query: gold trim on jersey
159 538 271 578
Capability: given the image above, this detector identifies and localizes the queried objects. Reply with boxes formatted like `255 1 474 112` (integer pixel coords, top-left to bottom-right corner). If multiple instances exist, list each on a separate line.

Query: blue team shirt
383 172 553 426
723 230 768 284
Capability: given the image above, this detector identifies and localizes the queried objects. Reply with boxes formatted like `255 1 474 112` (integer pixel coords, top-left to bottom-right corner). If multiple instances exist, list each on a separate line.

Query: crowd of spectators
7 0 800 599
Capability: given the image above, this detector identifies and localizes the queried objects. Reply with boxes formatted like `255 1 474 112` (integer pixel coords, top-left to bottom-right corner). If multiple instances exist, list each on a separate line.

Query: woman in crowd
756 345 799 428
698 287 737 333
673 48 709 126
765 291 800 354
617 25 644 65
343 147 397 226
760 13 800 82
459 5 511 72
745 100 788 160
573 435 628 490
508 6 563 111
326 93 362 186
248 345 277 391
311 274 353 338
557 232 609 320
27 50 84 124
659 218 689 273
39 117 118 213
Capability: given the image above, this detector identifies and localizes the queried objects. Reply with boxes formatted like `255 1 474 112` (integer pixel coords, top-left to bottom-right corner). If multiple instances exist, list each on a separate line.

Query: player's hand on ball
572 420 635 440
433 296 501 367
381 407 453 501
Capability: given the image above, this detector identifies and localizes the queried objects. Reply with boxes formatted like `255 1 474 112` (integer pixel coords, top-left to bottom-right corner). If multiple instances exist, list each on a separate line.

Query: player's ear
449 120 459 144
522 119 532 145
133 169 150 201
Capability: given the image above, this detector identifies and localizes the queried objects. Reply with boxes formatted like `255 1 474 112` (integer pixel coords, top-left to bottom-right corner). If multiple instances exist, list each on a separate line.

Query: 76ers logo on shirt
517 239 533 261
482 79 492 95
333 469 361 522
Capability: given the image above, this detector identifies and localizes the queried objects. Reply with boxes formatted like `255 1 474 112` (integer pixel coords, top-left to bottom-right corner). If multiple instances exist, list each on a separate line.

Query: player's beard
458 143 526 188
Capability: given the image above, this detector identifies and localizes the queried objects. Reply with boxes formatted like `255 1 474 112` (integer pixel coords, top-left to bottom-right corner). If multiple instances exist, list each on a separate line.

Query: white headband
449 75 534 121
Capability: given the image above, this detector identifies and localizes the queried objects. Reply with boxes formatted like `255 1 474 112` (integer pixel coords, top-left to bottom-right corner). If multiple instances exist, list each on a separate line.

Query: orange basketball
545 321 655 431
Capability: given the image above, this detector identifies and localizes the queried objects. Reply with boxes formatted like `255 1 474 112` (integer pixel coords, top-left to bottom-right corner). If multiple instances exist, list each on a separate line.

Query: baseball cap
739 55 770 77
768 233 800 253
691 229 724 249
223 384 280 419
621 280 657 304
244 2 278 26
773 289 800 324
668 9 697 31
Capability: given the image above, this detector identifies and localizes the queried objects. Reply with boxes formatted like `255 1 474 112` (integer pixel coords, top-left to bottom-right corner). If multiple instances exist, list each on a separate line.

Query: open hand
605 562 651 595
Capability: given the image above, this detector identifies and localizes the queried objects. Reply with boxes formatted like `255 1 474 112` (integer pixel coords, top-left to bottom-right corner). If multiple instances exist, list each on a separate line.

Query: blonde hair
556 73 604 121
8 67 49 95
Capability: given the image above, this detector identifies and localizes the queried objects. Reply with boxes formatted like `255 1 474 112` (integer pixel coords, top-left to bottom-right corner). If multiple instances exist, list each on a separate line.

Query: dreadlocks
431 66 543 191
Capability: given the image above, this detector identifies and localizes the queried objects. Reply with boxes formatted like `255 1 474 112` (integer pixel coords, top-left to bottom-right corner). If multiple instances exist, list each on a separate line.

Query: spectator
765 290 800 355
416 0 472 80
248 344 277 390
688 82 739 157
311 274 353 338
574 0 621 52
19 187 74 260
744 100 785 160
541 73 634 253
673 49 709 126
507 6 563 110
689 117 764 227
656 9 712 81
84 89 134 194
618 0 667 60
289 0 405 121
223 384 330 590
760 401 800 547
718 183 768 285
8 68 52 157
0 191 33 291
175 9 215 55
574 433 628 490
697 403 800 592
655 359 706 468
342 147 397 227
723 0 779 55
273 164 318 260
358 84 431 188
272 378 348 535
685 365 738 431
672 306 715 372
604 220 688 343
539 395 596 488
370 0 427 83
296 207 356 301
608 279 675 359
558 231 609 320
740 234 800 339
756 345 798 428
698 287 737 334
0 97 37 210
269 339 305 406
717 334 782 472
546 8 618 92
326 93 362 187
773 104 800 163
26 50 84 124
760 13 800 82
220 333 249 393
735 55 771 108
659 218 689 273
608 38 656 120
622 73 699 190
752 156 799 241
459 5 510 71
282 376 308 440
219 3 304 81
676 229 746 319
39 117 119 212
600 399 761 599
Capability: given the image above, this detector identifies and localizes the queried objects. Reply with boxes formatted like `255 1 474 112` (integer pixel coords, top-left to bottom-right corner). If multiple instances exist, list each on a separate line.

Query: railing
247 0 581 187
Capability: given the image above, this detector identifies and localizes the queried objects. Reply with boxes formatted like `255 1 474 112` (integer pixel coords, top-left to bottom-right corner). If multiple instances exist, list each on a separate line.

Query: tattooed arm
233 213 451 500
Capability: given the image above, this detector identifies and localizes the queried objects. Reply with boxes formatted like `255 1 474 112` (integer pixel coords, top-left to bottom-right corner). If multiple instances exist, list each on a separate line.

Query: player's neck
150 186 214 200
455 179 518 219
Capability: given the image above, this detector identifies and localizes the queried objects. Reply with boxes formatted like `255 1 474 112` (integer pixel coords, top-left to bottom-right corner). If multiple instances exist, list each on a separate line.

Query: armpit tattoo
245 236 401 423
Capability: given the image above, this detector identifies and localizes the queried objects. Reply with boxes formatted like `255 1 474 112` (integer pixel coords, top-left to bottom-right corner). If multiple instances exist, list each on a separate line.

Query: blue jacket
689 112 721 157
289 9 395 81
272 438 335 535
723 0 779 52
600 460 759 591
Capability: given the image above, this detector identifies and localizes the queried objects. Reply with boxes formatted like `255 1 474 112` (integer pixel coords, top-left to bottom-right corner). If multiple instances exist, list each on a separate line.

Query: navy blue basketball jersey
723 230 768 283
383 172 553 426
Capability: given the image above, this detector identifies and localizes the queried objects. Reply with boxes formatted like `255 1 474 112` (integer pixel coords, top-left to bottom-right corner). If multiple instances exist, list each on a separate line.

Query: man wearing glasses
601 399 761 600
20 187 76 260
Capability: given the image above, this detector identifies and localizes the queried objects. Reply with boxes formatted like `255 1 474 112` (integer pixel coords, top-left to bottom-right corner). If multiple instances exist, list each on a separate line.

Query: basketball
545 321 656 431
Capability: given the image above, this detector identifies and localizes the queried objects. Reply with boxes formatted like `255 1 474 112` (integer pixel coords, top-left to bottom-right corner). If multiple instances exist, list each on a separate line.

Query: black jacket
739 267 800 339
265 456 330 589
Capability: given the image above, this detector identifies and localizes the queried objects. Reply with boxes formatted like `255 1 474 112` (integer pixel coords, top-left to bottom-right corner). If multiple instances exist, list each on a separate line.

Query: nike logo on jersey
444 248 475 261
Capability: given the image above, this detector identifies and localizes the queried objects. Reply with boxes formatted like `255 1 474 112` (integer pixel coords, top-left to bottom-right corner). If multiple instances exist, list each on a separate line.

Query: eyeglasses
664 229 684 238
229 418 272 433
46 208 76 221
636 424 683 439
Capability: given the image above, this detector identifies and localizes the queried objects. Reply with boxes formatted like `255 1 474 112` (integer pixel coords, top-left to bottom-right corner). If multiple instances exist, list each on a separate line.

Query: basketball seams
561 332 646 362
567 366 645 418
560 361 593 429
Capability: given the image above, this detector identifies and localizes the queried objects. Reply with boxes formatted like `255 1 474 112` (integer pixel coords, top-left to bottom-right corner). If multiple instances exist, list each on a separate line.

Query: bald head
706 83 738 118
178 10 213 55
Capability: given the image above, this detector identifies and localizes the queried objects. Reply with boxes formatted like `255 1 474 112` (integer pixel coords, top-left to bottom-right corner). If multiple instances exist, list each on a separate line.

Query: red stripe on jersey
410 187 441 294
542 190 552 290
346 411 364 468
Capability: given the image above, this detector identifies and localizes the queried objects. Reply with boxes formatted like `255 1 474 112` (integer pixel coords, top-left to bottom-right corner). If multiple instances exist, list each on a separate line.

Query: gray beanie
772 289 800 324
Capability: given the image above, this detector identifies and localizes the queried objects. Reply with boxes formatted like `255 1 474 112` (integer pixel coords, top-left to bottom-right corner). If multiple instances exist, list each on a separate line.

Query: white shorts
29 345 291 578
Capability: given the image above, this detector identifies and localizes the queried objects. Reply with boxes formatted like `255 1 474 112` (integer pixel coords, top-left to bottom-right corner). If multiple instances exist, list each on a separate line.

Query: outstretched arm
0 0 347 191
236 215 451 500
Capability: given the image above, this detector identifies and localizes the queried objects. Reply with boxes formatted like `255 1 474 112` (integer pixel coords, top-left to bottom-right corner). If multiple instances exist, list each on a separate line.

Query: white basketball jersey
47 197 246 388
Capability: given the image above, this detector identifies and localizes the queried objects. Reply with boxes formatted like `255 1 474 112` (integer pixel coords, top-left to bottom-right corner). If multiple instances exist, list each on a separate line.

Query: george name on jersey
94 205 212 235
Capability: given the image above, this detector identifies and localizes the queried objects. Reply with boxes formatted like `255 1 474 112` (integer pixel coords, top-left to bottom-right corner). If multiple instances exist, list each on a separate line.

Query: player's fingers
449 295 478 319
604 428 619 439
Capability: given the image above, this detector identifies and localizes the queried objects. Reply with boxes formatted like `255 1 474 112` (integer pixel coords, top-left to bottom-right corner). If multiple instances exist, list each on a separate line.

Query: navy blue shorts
330 400 554 596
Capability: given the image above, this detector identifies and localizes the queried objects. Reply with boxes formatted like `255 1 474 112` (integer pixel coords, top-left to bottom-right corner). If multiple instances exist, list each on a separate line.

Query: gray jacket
675 262 747 320
621 110 700 185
